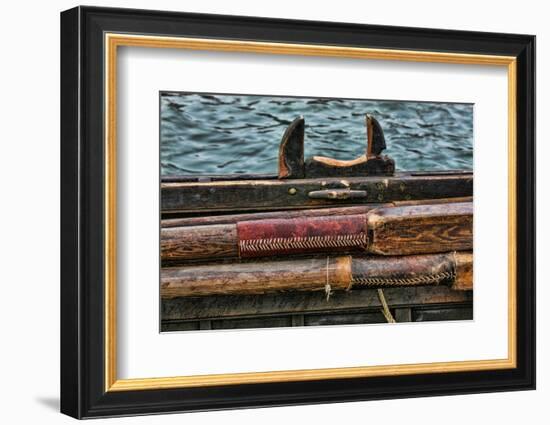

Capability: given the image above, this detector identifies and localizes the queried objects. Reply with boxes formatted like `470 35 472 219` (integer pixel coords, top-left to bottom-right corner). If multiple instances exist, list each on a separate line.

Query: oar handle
161 252 472 299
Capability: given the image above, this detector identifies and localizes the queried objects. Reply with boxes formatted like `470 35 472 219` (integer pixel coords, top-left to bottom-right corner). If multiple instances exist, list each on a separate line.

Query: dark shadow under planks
162 286 472 322
413 305 473 322
304 311 387 326
161 303 472 331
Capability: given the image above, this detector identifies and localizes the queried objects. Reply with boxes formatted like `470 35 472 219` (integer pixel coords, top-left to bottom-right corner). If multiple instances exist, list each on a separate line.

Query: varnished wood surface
161 224 238 261
161 256 352 298
305 154 394 177
367 202 473 255
351 252 456 287
160 169 474 327
162 204 384 228
161 252 472 298
162 202 473 261
453 251 474 290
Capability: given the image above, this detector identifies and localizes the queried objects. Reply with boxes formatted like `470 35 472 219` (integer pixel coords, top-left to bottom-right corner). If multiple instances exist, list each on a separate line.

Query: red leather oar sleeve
237 214 368 258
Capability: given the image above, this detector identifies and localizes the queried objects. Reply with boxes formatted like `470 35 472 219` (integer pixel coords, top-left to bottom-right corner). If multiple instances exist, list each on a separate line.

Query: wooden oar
161 202 472 262
161 252 472 298
161 196 472 228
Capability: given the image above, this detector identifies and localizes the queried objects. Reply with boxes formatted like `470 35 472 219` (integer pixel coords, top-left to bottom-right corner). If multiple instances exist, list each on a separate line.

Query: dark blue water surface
160 92 473 176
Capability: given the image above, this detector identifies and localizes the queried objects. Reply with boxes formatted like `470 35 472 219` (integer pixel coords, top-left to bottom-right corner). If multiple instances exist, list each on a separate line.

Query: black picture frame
61 5 535 419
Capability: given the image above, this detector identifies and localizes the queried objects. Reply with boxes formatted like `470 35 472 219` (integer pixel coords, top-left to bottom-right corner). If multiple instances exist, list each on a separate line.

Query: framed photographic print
60 6 535 419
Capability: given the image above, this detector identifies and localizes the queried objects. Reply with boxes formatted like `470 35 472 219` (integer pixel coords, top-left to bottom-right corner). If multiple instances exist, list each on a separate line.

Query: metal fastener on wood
308 189 367 200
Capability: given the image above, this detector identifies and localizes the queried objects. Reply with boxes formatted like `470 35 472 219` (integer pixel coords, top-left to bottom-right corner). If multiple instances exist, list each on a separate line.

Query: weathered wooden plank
161 170 473 184
367 202 473 255
161 286 473 321
392 196 472 207
161 172 473 214
162 173 277 183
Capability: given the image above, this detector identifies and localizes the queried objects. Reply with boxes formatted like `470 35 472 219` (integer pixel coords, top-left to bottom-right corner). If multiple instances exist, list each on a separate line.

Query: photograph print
159 92 473 332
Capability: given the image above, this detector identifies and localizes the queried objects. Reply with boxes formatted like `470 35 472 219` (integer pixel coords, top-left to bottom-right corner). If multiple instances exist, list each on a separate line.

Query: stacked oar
161 199 473 299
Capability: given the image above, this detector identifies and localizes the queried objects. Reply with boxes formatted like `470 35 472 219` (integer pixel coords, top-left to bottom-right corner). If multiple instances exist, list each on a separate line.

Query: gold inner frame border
104 33 517 392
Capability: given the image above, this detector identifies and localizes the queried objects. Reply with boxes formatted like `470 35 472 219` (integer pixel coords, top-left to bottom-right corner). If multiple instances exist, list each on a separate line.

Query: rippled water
160 92 473 176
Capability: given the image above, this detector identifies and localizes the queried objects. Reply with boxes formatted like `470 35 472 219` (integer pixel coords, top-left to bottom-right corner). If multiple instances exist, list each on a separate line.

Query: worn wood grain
161 170 473 184
161 286 472 321
161 202 472 262
161 224 238 261
278 117 305 179
161 173 277 183
161 256 352 298
303 311 387 326
453 251 474 290
162 204 384 228
161 251 472 297
162 303 477 331
351 253 456 287
161 172 473 214
160 197 472 228
367 202 473 255
392 196 472 207
305 154 395 177
304 115 395 177
162 304 474 331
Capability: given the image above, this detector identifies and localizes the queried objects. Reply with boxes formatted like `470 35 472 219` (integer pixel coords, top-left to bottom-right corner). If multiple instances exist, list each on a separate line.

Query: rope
352 270 455 288
325 256 333 301
240 233 368 254
377 289 396 323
